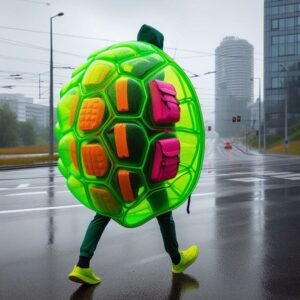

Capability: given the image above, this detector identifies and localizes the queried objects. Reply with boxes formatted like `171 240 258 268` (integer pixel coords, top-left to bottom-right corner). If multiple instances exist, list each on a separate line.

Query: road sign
285 139 289 145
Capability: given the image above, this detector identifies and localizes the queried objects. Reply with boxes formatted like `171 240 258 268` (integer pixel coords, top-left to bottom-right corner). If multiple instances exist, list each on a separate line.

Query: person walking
68 24 199 285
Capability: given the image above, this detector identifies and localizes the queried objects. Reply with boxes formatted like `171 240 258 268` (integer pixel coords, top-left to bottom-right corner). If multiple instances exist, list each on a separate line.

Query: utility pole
279 63 289 154
49 12 64 156
251 77 262 153
39 73 41 101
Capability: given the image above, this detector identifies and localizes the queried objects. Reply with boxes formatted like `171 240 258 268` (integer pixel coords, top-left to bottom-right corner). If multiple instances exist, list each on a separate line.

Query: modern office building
264 0 300 137
215 37 254 137
0 93 50 128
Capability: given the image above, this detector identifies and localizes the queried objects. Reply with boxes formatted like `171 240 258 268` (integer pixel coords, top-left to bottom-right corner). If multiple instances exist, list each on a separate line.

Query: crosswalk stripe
17 184 30 189
228 177 264 183
0 204 83 215
271 173 300 179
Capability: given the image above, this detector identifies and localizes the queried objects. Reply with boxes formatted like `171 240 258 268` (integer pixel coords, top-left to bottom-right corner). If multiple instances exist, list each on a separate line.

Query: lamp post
279 63 289 154
251 77 262 153
49 12 64 156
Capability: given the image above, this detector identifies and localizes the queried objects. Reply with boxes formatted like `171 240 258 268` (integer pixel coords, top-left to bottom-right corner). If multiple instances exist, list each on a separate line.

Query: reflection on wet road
1 138 300 299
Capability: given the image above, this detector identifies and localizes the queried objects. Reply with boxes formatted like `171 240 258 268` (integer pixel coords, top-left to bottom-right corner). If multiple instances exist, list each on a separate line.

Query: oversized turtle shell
55 41 205 228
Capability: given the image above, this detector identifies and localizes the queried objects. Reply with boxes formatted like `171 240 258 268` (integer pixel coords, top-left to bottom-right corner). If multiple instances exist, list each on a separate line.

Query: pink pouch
149 80 180 124
151 138 180 182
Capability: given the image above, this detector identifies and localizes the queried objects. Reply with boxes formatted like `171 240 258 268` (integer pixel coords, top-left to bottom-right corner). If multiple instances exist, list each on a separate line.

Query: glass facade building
264 0 300 136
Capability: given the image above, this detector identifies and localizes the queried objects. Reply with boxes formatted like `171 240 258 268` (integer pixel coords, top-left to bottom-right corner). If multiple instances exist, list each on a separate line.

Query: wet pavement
1 138 300 300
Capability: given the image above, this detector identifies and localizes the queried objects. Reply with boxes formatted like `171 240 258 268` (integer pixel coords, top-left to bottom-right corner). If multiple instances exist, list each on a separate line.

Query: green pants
80 211 179 261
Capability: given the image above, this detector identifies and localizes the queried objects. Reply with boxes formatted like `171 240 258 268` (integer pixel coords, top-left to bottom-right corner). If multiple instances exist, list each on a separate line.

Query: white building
0 93 50 128
215 36 254 137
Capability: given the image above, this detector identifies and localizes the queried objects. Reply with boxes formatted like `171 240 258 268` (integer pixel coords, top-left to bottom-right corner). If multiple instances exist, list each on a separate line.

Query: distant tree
0 104 20 147
19 120 37 146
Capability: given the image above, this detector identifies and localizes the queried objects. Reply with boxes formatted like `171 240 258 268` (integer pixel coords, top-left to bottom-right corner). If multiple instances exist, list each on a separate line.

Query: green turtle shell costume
55 41 205 228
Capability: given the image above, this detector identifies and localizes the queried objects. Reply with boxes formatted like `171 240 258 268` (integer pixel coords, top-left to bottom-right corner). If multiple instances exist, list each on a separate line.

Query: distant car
224 141 232 149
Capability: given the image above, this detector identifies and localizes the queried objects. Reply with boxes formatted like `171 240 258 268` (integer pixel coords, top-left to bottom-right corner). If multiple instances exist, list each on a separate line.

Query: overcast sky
0 0 263 123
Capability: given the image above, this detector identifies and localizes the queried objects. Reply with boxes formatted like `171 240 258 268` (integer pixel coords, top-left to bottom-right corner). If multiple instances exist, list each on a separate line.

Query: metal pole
49 12 63 157
285 92 288 154
39 73 41 101
263 90 266 153
258 78 261 153
49 17 54 156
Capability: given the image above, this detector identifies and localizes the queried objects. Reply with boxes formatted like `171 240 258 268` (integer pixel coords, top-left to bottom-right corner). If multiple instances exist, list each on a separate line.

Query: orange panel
118 170 135 202
116 78 128 112
78 98 105 131
81 144 108 176
114 124 129 158
70 140 78 170
90 187 120 214
69 94 79 126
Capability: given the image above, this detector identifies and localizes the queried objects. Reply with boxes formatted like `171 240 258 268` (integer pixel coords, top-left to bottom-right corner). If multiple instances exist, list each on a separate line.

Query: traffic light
237 115 241 122
208 126 212 131
232 116 236 122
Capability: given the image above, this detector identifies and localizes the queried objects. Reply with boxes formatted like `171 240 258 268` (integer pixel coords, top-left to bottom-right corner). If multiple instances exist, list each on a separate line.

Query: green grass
0 146 57 155
0 155 58 166
269 140 300 155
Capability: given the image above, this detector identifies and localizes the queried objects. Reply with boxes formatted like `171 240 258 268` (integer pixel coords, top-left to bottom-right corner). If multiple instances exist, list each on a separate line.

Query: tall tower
215 37 254 137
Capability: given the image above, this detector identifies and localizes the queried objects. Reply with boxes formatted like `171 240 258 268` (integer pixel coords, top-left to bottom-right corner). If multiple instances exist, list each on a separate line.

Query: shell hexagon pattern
55 41 205 228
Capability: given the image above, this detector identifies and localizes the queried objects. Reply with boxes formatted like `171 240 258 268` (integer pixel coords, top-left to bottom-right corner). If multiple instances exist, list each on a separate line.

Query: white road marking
284 176 300 181
129 253 166 266
217 172 256 177
17 184 30 189
228 177 265 183
271 173 299 179
7 190 69 197
263 171 292 176
0 184 66 192
0 204 83 215
193 192 215 197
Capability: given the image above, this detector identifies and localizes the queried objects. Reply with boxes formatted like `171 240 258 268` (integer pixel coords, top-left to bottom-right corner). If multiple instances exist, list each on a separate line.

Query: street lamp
279 63 289 154
250 77 262 153
49 12 64 156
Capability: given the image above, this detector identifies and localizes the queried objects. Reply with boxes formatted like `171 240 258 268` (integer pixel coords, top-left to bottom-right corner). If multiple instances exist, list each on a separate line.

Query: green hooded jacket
137 24 164 50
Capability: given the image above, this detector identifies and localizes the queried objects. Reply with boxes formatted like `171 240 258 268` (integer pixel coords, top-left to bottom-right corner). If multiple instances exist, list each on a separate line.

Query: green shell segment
56 41 205 228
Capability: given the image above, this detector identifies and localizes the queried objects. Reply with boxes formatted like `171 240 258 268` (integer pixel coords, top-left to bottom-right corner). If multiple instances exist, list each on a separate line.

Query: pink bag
151 138 180 182
149 80 180 124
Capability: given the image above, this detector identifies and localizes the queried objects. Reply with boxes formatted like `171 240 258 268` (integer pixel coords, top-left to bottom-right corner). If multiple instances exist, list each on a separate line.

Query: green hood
137 24 164 50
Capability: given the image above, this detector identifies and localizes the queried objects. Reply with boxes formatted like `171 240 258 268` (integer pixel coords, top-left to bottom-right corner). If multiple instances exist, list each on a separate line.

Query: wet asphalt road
1 138 300 300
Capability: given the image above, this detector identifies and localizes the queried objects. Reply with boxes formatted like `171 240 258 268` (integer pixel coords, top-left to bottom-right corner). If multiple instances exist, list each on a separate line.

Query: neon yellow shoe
68 265 102 285
172 245 199 274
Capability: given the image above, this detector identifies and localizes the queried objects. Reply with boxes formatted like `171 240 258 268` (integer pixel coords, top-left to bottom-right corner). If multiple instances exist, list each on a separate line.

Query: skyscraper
264 0 300 139
215 37 254 137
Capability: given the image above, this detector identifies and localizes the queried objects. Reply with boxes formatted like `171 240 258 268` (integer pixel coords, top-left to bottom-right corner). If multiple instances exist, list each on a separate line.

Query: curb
233 144 259 156
0 161 57 171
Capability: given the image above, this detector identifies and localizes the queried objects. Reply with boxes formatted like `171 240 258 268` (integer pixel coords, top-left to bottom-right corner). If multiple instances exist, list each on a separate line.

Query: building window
287 43 295 55
271 6 279 15
286 17 295 28
271 62 278 72
271 45 278 57
279 44 285 56
272 77 287 89
272 19 279 30
286 4 295 14
279 18 285 29
278 5 285 14
272 36 279 44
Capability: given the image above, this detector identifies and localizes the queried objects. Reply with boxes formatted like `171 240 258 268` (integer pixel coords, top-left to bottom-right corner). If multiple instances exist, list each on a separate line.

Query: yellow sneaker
172 245 199 274
68 265 102 285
